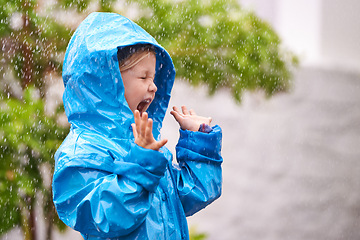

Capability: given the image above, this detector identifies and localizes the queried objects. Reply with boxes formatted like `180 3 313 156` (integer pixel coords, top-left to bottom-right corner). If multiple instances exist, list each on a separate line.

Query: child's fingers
131 123 138 139
145 118 153 140
140 112 148 137
170 110 183 123
189 109 196 115
181 105 189 115
134 110 141 134
172 106 182 116
156 138 168 149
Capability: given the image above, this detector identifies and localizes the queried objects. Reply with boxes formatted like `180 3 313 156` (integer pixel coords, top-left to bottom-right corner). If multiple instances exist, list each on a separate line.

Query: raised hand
132 110 168 151
170 106 212 131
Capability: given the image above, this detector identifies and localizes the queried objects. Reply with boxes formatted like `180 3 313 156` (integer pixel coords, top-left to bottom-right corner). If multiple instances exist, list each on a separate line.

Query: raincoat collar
62 12 175 140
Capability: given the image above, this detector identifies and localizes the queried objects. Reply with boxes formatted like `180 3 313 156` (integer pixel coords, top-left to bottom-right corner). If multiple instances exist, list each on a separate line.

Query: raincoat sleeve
53 138 168 238
173 125 223 216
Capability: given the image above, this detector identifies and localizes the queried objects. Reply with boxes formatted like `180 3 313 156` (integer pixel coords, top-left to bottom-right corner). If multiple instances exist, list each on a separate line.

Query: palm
132 110 167 151
170 106 212 131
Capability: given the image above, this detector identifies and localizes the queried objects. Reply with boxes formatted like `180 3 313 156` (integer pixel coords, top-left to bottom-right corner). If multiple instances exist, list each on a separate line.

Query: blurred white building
241 0 360 72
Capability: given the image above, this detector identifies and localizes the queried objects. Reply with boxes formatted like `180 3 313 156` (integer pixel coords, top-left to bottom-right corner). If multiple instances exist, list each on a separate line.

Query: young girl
52 12 223 240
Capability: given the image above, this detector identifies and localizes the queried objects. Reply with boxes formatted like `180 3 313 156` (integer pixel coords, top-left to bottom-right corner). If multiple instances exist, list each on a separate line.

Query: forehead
130 52 156 70
125 50 155 63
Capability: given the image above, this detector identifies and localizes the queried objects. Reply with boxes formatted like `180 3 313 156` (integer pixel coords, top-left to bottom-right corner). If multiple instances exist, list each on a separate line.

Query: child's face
121 52 157 114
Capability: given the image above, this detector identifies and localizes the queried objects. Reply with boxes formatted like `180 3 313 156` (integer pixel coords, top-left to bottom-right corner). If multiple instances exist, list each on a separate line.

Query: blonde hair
118 45 156 72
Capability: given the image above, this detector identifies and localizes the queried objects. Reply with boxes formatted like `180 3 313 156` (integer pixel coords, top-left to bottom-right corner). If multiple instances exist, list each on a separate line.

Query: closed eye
140 75 155 81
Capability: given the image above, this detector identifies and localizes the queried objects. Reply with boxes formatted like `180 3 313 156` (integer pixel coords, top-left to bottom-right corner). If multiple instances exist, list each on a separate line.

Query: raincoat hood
62 12 175 140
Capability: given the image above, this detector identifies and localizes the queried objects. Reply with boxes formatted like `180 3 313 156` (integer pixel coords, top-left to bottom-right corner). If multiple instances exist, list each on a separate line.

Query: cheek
122 74 135 95
121 75 134 105
126 81 143 97
124 85 136 103
123 81 145 108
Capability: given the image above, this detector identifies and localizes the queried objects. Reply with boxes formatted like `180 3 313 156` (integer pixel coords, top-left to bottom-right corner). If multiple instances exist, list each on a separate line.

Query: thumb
155 138 168 150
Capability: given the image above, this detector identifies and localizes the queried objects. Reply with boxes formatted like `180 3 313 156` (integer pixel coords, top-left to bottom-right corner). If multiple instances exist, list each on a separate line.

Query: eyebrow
140 69 155 77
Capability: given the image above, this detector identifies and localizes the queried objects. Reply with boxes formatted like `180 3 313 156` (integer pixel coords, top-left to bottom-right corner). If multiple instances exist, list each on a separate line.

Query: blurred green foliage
0 87 68 238
189 227 208 240
0 0 73 95
0 1 72 239
131 0 298 101
0 0 297 99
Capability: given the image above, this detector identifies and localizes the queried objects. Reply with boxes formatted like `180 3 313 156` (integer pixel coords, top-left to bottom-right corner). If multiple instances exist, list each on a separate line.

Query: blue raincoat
52 12 223 240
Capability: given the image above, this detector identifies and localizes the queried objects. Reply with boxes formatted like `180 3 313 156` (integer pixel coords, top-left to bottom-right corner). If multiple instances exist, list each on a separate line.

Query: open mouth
137 98 152 114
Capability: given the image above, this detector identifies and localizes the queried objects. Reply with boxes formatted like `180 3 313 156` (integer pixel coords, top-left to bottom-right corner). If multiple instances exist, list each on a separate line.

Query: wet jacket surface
52 12 223 240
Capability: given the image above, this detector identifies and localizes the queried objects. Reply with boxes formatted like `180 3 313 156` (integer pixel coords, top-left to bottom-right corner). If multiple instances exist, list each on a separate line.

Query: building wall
321 0 360 71
240 0 360 71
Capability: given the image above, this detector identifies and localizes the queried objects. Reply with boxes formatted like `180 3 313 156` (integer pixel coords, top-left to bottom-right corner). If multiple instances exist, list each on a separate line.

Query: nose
148 81 157 93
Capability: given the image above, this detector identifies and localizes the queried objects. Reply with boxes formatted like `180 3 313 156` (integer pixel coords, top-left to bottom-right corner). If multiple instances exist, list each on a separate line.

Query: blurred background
0 0 359 240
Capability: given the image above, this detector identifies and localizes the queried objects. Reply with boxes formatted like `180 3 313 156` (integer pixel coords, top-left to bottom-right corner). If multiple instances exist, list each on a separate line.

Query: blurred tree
0 0 72 95
130 0 298 101
0 0 297 239
0 1 72 239
0 88 68 240
0 0 298 99
57 0 298 102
